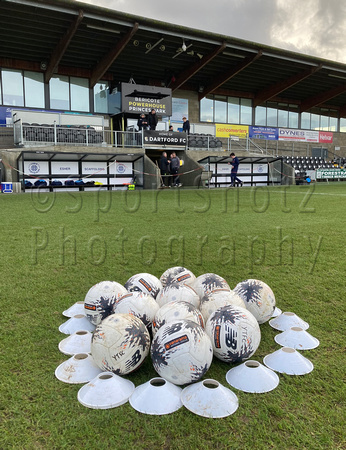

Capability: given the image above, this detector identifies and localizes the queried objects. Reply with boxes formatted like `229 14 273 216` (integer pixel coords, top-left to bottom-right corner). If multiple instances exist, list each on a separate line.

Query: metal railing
13 120 227 151
13 119 145 148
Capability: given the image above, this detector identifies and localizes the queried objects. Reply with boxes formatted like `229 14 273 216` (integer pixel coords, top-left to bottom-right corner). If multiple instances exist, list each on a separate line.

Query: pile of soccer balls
84 267 276 386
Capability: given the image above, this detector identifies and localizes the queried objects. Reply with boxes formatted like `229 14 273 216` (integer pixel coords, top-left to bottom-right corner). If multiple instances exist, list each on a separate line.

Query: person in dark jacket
148 109 158 130
182 116 190 134
229 152 243 187
159 151 170 187
137 113 148 131
170 152 182 187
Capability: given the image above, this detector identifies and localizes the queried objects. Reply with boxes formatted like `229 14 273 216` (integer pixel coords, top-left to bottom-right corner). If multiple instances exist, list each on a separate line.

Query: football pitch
0 183 345 449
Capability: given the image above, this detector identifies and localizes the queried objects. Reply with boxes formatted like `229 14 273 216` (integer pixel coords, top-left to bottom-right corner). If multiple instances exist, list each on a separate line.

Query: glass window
320 114 329 130
2 69 24 106
0 76 2 105
24 71 44 108
255 106 266 125
311 113 319 130
214 95 227 123
70 77 89 112
340 118 346 132
228 97 239 124
267 102 277 127
301 112 310 129
288 105 299 128
94 81 109 113
50 75 69 110
200 95 214 122
330 116 337 132
278 104 288 128
240 98 252 125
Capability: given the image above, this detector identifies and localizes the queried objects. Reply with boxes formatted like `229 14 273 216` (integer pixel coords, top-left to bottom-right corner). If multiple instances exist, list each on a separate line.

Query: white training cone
59 314 95 335
62 301 85 317
274 327 319 350
78 372 135 409
271 307 282 318
55 353 103 384
226 360 279 393
263 347 313 375
269 311 309 331
58 330 92 355
181 379 238 418
129 378 183 415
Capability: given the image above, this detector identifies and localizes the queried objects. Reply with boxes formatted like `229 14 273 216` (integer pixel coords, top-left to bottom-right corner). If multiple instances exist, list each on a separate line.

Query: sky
77 0 346 64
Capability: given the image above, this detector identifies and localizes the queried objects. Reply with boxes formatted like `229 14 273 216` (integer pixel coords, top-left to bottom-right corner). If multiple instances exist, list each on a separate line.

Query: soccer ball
200 289 246 322
151 319 213 385
91 313 151 375
124 273 162 299
160 266 196 288
112 291 160 329
84 281 127 325
156 283 200 308
152 301 204 334
205 305 261 363
233 279 276 324
193 273 230 299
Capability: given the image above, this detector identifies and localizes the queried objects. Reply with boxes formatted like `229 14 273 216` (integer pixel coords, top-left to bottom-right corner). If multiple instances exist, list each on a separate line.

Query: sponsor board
24 161 49 175
144 130 186 145
81 162 107 174
250 126 278 140
316 169 346 179
121 83 172 115
279 129 333 143
216 124 248 138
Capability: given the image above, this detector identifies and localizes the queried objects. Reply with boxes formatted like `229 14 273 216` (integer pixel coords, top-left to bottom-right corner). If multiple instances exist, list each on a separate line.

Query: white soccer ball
112 291 160 329
193 273 230 299
205 305 261 363
156 283 200 308
151 319 213 385
84 281 127 325
152 301 204 334
91 313 151 375
200 289 246 322
160 266 196 288
233 279 276 324
124 273 162 299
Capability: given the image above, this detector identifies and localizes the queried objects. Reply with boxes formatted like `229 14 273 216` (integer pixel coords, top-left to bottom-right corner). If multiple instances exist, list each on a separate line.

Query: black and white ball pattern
193 273 230 299
124 273 162 299
205 305 261 363
152 301 204 334
233 279 276 324
91 313 151 375
151 319 213 385
160 266 196 288
84 281 127 325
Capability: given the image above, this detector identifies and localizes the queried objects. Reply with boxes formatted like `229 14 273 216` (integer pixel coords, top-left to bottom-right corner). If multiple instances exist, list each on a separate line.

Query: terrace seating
20 122 103 145
282 155 330 170
188 133 223 150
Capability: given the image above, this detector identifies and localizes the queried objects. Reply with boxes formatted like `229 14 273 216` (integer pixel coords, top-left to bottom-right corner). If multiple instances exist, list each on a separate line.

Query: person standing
182 116 190 134
148 109 158 130
136 113 148 145
159 151 170 187
170 152 182 187
229 152 243 187
137 113 148 131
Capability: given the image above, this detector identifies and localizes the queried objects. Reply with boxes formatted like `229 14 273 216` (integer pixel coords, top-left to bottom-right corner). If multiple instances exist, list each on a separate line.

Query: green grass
0 183 345 449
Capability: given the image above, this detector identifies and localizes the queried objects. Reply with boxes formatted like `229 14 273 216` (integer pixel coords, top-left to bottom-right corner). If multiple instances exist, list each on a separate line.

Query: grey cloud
78 0 346 63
